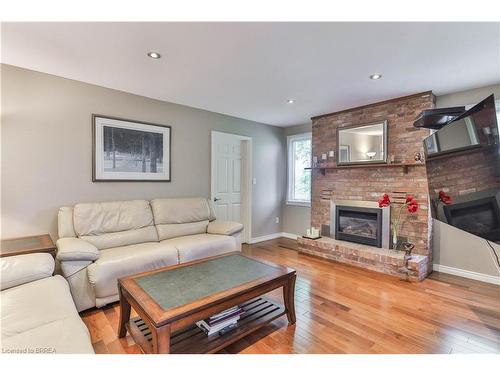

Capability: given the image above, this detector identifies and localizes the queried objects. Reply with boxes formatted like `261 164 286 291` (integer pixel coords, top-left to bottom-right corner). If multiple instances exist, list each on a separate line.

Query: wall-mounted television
424 94 500 243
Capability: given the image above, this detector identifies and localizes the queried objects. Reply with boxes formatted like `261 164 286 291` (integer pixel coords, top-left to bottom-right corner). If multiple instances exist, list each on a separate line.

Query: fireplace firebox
331 200 390 248
442 196 500 242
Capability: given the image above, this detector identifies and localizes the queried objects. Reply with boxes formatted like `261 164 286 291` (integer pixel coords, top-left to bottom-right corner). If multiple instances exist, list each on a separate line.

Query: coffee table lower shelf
126 297 285 354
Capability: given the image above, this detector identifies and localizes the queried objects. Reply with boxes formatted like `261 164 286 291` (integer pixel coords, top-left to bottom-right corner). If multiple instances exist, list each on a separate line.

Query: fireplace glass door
336 207 382 247
443 197 500 242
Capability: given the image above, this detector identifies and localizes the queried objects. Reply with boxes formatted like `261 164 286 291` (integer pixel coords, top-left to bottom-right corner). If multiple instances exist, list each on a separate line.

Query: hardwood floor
80 238 500 354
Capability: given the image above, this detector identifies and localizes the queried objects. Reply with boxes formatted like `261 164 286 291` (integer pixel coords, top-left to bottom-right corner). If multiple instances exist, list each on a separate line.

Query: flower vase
392 232 398 250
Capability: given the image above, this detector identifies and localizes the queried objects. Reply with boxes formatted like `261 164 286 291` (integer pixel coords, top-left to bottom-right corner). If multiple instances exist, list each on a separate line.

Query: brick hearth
303 91 435 280
298 237 429 281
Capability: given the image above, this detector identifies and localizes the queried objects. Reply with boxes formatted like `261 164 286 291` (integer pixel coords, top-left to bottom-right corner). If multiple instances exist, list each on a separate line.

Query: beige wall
1 64 285 240
433 221 500 277
433 83 500 278
282 123 311 235
435 83 500 107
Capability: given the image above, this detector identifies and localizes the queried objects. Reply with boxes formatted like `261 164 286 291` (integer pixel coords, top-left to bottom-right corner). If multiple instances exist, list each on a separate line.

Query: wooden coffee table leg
151 324 171 354
118 284 131 338
283 274 297 324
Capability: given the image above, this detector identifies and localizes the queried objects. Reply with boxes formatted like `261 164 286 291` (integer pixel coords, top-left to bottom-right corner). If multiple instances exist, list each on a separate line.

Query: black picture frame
92 114 172 182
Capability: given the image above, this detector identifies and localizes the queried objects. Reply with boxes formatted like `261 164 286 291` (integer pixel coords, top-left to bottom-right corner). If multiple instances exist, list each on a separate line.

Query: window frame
286 132 312 207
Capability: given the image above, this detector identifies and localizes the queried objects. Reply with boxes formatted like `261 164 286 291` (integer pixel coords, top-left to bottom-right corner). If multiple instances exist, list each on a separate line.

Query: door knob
214 197 221 202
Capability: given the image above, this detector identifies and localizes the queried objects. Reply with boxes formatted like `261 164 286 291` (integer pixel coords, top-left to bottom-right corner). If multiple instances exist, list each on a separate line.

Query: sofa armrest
0 253 55 291
207 220 244 236
56 237 100 262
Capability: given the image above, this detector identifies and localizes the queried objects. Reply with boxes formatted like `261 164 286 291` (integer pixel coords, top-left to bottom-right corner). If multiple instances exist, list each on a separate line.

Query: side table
0 234 56 258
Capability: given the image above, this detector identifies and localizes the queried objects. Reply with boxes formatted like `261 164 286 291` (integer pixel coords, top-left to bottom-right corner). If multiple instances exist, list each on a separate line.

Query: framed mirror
337 121 388 165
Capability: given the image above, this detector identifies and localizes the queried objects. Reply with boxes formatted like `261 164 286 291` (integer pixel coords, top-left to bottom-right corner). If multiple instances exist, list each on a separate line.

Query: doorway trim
211 131 253 244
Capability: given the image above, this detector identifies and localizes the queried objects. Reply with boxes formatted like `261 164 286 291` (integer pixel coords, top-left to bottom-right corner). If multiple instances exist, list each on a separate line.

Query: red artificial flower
378 193 391 208
407 199 419 213
438 190 452 205
405 194 414 203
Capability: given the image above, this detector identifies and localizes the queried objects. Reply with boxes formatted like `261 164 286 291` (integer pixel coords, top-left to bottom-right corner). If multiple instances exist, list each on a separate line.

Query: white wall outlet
313 156 318 163
252 178 257 185
275 217 280 224
329 150 334 157
321 153 327 160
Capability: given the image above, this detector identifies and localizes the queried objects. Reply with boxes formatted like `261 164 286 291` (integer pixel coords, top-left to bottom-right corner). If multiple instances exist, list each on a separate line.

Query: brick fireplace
298 91 435 281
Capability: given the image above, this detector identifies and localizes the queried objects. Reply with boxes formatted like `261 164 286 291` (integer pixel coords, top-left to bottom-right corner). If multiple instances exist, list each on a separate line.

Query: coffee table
117 252 296 354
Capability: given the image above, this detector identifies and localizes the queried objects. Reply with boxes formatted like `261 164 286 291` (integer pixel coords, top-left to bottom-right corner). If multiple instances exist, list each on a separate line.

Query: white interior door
211 131 251 242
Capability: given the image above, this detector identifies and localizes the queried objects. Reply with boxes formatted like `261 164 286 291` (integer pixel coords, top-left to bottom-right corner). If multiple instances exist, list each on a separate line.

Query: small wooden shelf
305 163 425 176
127 297 286 354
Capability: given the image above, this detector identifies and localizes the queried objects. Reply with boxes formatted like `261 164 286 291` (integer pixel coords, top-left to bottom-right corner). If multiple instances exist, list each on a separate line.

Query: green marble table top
1 237 42 252
136 254 278 310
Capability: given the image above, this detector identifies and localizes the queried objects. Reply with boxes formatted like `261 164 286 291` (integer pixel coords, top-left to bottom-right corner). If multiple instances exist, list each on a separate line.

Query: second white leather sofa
0 253 94 354
56 197 243 312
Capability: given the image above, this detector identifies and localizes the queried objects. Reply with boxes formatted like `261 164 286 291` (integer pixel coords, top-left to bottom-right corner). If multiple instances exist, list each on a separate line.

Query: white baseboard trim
281 232 300 240
248 233 282 244
249 232 299 244
433 264 500 285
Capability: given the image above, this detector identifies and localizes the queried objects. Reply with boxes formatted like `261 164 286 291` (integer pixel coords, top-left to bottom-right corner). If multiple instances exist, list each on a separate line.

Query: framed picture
92 115 171 182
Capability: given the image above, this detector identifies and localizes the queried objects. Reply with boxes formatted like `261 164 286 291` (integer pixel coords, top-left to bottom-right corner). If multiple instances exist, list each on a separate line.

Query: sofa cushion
58 206 77 238
156 220 209 241
0 275 94 353
150 198 213 224
207 220 244 236
1 317 94 354
162 234 238 263
1 253 55 291
73 200 154 236
80 226 158 250
87 242 179 298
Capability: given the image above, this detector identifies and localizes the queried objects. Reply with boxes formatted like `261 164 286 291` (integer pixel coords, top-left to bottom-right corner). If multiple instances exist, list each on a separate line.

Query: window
287 132 312 206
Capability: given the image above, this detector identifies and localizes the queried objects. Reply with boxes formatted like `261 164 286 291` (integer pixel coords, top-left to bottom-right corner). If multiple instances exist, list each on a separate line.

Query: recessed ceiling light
287 99 295 104
147 52 161 59
369 73 382 80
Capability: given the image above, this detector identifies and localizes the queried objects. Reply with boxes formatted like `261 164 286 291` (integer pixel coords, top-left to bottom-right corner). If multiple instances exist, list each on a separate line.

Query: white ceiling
2 22 499 127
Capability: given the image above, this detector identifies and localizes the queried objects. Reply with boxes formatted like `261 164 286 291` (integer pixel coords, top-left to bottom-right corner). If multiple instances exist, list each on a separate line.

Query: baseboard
248 233 282 244
433 264 500 285
249 232 299 244
280 232 300 240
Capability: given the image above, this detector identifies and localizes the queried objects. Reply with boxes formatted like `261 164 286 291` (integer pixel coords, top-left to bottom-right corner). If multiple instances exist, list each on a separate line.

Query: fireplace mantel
305 162 425 176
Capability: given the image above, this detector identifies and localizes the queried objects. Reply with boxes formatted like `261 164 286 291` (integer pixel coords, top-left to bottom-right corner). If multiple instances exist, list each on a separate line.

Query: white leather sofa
0 253 94 354
56 197 244 312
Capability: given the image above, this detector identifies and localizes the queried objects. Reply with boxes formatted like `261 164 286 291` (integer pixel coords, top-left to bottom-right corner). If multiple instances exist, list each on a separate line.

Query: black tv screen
424 94 500 242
